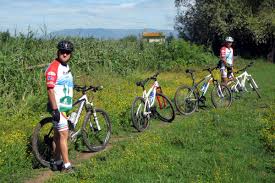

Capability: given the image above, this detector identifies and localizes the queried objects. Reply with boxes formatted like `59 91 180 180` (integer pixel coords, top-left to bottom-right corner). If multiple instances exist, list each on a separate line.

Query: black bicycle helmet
57 40 74 52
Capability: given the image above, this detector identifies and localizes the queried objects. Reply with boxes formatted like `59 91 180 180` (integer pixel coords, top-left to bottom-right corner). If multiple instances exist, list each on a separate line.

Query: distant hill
50 28 178 39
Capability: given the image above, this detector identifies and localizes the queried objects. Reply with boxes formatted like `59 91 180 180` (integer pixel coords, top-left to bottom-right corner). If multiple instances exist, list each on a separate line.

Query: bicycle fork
247 76 259 89
217 84 225 98
141 101 151 120
156 87 167 109
87 102 101 131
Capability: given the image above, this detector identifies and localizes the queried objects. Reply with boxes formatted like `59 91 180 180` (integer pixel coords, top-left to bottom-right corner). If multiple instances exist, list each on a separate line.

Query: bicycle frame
191 73 225 98
70 93 101 140
231 70 259 92
137 80 159 117
193 74 213 96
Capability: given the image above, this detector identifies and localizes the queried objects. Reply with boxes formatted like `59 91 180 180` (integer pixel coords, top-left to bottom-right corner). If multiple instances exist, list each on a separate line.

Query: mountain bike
131 72 175 132
174 66 232 115
32 84 112 167
227 62 261 98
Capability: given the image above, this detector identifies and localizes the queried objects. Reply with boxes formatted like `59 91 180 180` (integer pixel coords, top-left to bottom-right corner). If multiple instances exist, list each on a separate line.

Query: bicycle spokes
211 84 232 108
84 110 110 149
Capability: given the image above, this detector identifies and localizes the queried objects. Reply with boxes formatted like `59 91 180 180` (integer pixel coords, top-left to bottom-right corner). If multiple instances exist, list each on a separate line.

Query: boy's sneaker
61 165 75 173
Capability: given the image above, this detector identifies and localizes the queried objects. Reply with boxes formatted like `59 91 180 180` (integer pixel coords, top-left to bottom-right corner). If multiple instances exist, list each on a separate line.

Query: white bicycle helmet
225 36 234 42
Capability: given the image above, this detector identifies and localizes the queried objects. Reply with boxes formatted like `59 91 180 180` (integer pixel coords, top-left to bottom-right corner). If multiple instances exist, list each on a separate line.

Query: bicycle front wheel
131 97 149 132
153 93 175 122
32 117 54 167
211 83 232 108
82 109 112 152
174 85 198 115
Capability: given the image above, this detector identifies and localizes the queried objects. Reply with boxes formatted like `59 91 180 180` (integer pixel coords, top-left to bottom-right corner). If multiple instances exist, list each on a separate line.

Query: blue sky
0 0 176 33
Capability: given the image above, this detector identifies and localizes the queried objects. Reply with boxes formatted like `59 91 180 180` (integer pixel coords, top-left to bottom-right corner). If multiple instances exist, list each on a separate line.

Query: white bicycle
131 72 175 132
174 66 232 115
228 62 261 98
32 84 112 168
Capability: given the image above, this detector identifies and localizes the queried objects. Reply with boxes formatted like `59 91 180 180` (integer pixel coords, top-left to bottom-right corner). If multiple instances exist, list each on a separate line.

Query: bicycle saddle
136 81 144 87
186 69 195 73
136 81 141 86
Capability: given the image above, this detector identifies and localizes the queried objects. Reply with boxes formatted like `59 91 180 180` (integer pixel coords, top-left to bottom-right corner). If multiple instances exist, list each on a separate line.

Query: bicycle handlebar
136 72 160 87
235 62 254 74
74 84 103 93
202 66 217 73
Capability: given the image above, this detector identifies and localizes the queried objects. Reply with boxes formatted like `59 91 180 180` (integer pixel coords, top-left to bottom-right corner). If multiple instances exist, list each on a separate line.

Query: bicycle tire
32 117 54 167
82 108 112 152
211 83 232 108
131 97 149 132
174 85 198 115
153 93 175 122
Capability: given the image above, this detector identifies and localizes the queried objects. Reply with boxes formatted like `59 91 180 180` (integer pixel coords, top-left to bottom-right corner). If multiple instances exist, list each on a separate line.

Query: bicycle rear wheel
82 108 112 152
174 85 198 115
32 117 54 167
131 97 149 132
153 93 175 122
211 83 232 108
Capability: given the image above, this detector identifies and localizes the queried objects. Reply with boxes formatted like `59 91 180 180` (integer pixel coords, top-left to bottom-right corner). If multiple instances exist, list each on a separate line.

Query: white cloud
0 0 176 33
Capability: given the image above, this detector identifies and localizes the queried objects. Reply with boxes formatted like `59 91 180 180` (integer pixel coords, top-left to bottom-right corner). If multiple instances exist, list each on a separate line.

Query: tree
120 35 137 42
0 30 11 43
175 0 275 59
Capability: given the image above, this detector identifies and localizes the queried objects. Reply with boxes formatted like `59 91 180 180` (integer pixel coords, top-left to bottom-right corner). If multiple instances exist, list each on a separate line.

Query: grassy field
0 33 274 182
41 61 274 183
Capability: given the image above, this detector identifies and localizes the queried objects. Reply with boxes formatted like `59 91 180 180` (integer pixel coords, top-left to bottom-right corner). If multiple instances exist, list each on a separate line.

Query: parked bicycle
227 62 261 98
174 66 232 115
32 84 112 167
131 72 175 132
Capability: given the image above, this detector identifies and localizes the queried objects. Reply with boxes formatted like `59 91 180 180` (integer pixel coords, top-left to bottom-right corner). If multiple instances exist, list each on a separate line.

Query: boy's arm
47 88 58 110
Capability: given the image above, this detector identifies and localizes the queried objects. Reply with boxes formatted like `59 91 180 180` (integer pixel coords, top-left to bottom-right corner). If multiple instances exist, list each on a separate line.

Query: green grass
45 61 274 183
0 33 274 182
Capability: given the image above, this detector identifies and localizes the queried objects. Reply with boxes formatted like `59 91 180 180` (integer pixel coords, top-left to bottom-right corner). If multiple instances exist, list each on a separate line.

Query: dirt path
24 135 130 183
